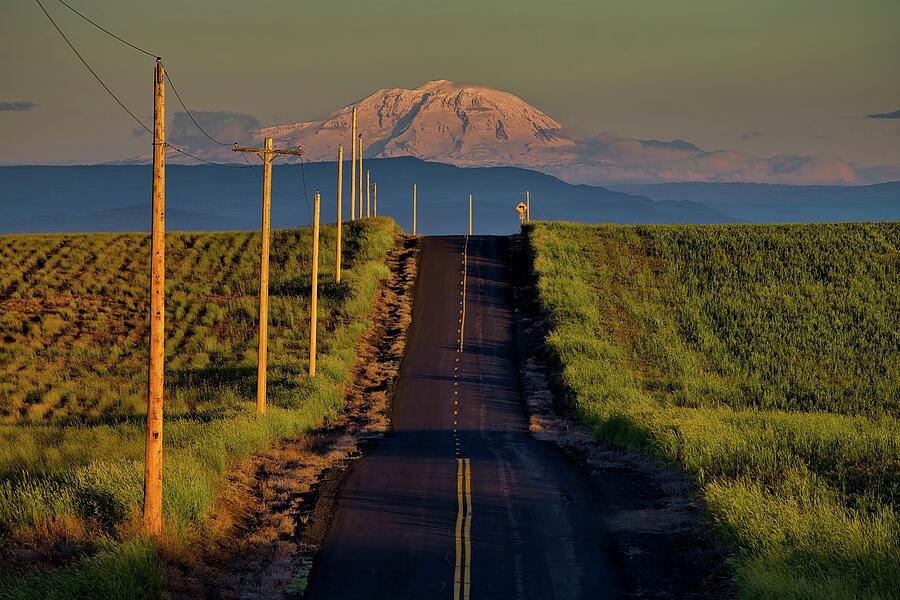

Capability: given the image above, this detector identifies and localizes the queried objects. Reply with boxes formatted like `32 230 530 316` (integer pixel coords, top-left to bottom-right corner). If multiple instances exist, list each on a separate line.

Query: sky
1 0 898 170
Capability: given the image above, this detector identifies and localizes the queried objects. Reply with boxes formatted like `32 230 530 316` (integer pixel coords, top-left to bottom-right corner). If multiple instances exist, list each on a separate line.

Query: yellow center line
453 457 473 600
459 235 468 352
463 457 472 600
455 237 472 598
454 458 464 600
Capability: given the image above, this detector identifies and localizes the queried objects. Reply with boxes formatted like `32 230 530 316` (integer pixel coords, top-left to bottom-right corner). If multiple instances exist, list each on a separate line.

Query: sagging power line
34 0 256 170
55 0 157 58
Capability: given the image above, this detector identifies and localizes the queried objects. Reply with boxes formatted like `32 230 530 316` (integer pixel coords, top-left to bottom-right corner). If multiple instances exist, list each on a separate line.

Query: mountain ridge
258 80 574 166
249 80 866 185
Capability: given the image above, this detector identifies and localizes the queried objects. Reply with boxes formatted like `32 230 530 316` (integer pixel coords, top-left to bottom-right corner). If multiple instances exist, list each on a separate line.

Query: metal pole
526 190 531 222
366 169 371 218
373 182 377 217
413 183 417 235
469 194 473 235
144 59 165 535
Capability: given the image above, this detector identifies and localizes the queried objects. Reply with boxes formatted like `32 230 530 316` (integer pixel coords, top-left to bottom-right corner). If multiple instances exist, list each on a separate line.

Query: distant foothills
119 79 899 187
1 159 898 235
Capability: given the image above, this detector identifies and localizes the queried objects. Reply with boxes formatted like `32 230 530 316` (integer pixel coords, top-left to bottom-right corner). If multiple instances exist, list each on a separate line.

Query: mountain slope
259 80 575 166
249 80 864 185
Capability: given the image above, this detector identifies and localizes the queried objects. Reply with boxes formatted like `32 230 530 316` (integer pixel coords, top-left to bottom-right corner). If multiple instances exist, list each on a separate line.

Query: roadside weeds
508 233 736 599
164 235 419 599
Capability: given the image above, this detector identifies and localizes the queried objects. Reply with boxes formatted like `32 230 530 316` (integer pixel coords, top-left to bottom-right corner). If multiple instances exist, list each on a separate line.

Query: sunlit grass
525 221 900 598
0 217 398 597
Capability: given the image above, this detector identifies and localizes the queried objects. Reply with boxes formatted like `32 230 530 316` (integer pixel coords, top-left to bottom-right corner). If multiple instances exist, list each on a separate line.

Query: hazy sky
2 0 898 167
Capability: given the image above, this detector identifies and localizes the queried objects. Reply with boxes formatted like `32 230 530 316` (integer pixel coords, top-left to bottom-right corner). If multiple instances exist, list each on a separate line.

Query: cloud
534 133 858 185
0 101 37 112
640 138 703 151
866 109 900 119
739 131 765 141
169 110 260 152
855 162 900 182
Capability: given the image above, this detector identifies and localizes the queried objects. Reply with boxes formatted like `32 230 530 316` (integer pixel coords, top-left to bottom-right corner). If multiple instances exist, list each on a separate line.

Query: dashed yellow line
454 237 472 597
454 457 472 600
459 235 468 353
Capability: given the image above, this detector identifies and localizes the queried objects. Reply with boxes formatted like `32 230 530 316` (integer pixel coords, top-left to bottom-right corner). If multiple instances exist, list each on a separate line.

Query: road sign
516 201 527 222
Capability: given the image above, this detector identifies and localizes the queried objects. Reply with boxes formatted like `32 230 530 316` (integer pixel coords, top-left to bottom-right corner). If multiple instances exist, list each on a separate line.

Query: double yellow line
454 237 472 598
454 457 472 600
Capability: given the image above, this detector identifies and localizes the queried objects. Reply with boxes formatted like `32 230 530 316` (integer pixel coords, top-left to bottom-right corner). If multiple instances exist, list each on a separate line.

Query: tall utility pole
373 182 377 217
526 190 531 222
366 169 371 218
309 192 321 377
232 138 303 413
469 193 473 235
358 135 363 220
413 183 417 235
144 58 165 536
350 107 357 221
336 145 343 283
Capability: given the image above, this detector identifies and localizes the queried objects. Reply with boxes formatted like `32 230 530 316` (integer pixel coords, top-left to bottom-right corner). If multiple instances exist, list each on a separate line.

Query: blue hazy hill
0 158 732 234
2 158 896 235
609 181 900 223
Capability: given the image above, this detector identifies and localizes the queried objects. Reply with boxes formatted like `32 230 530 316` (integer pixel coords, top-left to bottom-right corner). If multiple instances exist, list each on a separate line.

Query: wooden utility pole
366 169 371 218
257 138 273 413
144 59 165 536
358 135 363 220
469 193 473 235
310 192 321 377
373 182 377 217
526 190 531 222
350 108 357 221
336 145 343 284
232 138 303 413
413 183 417 235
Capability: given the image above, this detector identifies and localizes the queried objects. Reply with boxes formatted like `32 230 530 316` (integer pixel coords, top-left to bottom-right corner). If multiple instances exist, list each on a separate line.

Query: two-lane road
306 236 621 599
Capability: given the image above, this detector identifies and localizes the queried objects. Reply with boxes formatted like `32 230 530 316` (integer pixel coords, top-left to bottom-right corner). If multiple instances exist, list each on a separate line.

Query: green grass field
524 221 899 599
0 217 399 598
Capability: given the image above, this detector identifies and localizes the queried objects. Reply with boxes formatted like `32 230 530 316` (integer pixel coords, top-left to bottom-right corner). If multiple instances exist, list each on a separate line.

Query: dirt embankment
166 235 419 599
508 234 736 599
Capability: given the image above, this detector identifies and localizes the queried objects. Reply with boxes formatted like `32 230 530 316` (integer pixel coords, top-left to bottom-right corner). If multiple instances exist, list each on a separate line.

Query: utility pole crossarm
232 145 304 156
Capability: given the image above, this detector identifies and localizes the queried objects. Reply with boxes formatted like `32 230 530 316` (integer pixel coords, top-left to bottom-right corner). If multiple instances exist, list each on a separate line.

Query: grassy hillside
524 221 899 599
0 217 399 598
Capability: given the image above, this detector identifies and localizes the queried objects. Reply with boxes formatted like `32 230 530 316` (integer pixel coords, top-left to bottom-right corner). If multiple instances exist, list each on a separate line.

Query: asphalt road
305 236 621 599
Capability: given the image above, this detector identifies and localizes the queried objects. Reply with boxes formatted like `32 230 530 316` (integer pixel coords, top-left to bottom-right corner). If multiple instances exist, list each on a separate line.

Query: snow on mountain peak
246 81 861 185
256 80 572 165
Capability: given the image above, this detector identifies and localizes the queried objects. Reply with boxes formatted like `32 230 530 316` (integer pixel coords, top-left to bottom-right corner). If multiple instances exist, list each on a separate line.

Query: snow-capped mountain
258 80 576 166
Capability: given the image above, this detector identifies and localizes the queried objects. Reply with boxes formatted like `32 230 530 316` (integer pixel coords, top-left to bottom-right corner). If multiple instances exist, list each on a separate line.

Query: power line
239 151 264 181
55 0 158 58
298 155 312 223
163 67 232 147
165 144 248 168
34 0 152 135
35 0 275 176
52 0 238 150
